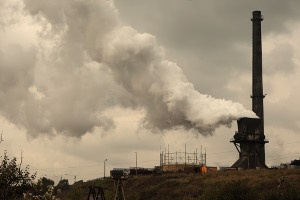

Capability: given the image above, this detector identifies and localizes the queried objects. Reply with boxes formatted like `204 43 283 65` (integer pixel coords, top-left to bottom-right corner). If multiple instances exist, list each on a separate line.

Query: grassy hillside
57 169 300 200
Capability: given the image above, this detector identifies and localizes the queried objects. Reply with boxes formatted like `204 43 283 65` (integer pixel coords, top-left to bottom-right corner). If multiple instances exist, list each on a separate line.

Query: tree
23 177 59 200
55 179 70 193
0 151 36 200
35 177 55 196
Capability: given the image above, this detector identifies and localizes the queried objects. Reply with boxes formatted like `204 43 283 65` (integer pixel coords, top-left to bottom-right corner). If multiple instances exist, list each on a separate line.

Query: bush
23 185 60 200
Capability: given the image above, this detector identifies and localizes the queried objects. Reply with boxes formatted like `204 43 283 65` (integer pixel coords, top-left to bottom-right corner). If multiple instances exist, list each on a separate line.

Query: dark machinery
231 11 269 169
110 169 126 200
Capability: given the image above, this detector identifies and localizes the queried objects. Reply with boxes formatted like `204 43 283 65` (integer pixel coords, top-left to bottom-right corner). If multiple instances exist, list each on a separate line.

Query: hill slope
57 169 300 200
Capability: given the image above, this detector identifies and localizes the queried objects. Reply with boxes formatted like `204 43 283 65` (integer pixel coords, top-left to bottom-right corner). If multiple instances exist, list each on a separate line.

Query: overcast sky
1 0 300 184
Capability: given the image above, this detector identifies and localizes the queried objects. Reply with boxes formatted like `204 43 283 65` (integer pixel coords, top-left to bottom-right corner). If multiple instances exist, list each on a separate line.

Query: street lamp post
135 152 137 176
104 159 107 178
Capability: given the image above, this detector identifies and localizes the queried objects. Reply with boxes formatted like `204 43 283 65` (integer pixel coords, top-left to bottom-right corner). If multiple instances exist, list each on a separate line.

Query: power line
32 159 160 171
33 164 102 171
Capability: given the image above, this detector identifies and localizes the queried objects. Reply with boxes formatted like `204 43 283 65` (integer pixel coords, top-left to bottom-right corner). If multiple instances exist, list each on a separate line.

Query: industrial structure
231 11 269 169
160 145 211 173
109 145 216 177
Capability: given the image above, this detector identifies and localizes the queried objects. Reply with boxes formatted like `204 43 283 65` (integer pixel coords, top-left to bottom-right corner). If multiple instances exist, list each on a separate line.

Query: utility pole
104 159 107 178
19 150 24 170
135 152 137 176
0 131 3 144
185 144 186 166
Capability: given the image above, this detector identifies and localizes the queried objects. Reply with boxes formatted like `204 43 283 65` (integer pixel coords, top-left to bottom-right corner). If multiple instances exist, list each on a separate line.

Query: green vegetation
0 152 36 200
200 180 257 200
57 169 300 200
0 151 60 199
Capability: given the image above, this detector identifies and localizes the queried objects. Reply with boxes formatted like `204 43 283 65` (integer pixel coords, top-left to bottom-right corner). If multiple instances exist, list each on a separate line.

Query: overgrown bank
58 169 300 200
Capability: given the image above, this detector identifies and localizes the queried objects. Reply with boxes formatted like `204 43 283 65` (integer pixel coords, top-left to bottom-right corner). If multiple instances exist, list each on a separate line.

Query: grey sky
0 0 299 183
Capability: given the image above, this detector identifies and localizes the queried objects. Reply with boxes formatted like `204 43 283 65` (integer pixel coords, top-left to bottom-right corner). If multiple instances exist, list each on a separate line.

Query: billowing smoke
0 0 256 138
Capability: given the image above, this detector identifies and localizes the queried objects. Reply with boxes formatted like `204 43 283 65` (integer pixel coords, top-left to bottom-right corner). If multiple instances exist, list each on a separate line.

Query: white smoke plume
0 0 256 138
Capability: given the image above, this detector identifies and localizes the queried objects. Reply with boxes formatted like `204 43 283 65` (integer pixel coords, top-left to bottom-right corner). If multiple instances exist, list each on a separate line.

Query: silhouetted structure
110 170 126 200
84 186 106 200
231 11 268 169
291 159 300 166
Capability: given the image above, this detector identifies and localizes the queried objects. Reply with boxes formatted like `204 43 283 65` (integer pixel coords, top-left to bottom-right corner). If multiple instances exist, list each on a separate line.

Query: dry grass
58 169 300 200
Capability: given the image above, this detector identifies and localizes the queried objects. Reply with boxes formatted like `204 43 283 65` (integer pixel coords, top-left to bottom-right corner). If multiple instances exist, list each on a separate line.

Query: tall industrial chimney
252 10 265 133
251 10 267 167
230 11 268 169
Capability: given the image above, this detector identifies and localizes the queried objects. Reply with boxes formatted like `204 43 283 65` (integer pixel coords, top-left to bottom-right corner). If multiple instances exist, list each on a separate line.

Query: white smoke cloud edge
0 0 256 138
